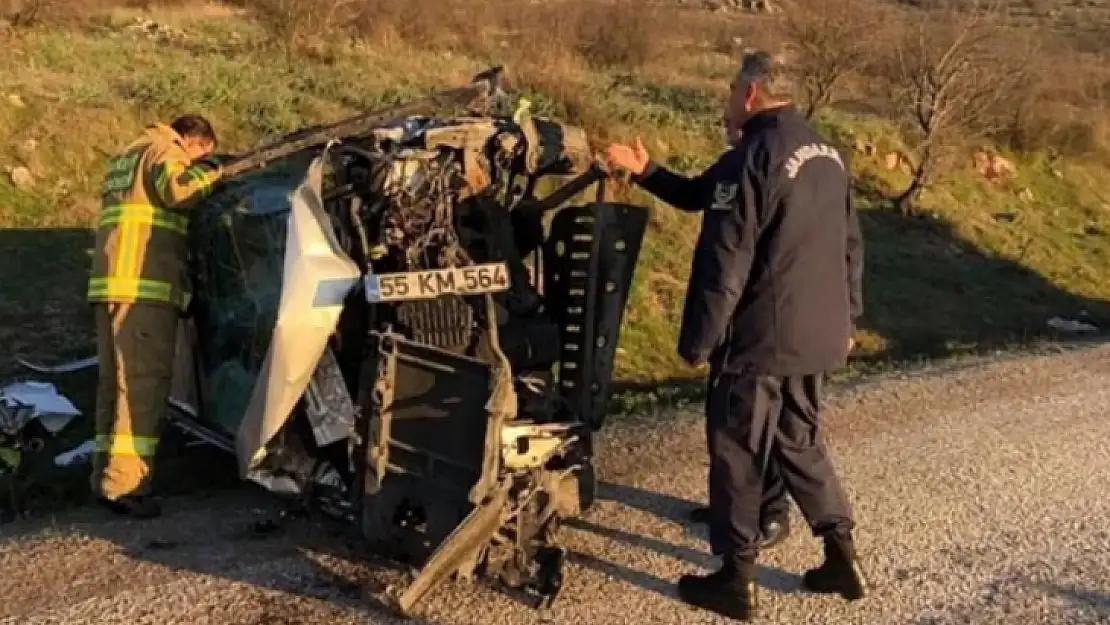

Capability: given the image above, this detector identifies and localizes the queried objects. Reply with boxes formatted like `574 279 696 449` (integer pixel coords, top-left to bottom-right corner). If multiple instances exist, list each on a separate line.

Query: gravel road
2 345 1110 624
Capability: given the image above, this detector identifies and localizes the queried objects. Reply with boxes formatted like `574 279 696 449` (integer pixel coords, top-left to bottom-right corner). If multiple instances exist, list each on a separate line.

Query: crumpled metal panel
236 147 362 478
302 346 357 448
187 146 361 486
543 201 649 431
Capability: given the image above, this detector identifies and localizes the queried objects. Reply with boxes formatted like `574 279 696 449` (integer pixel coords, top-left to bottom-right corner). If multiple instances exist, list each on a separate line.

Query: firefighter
604 51 868 620
87 115 223 519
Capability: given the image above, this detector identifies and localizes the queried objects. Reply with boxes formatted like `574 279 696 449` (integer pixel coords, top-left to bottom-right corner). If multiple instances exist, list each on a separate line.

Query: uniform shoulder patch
710 182 738 211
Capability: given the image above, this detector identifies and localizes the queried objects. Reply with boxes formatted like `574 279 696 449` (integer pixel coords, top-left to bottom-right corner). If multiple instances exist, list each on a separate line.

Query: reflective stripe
120 219 141 280
186 167 208 186
155 167 171 196
87 276 183 306
181 166 215 198
94 434 159 457
98 203 189 235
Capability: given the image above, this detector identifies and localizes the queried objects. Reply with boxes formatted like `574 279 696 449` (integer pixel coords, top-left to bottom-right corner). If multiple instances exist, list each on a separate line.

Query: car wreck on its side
156 66 650 614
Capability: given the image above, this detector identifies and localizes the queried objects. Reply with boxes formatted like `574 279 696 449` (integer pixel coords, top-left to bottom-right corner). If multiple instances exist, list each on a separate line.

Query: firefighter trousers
91 301 178 500
706 371 854 562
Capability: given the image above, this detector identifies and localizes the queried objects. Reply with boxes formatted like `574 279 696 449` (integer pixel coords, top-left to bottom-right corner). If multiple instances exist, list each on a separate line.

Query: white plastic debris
0 381 82 434
16 355 98 374
1046 317 1099 334
54 439 95 467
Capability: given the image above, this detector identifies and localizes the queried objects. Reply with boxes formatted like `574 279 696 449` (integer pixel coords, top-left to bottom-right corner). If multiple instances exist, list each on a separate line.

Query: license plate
363 262 510 303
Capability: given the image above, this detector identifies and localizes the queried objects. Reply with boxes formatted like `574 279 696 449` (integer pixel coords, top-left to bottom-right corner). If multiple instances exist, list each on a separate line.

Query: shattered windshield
188 153 317 439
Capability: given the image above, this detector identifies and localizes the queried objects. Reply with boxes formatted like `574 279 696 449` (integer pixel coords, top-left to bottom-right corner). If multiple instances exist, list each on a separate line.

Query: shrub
1 0 188 26
571 0 661 70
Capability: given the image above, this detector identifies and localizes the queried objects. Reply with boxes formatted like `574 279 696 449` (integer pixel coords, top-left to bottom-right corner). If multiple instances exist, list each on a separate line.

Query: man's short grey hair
736 50 795 102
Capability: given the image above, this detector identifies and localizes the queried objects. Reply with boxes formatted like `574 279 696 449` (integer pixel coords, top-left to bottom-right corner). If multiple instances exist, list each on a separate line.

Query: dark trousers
758 461 789 521
704 457 789 556
706 371 853 561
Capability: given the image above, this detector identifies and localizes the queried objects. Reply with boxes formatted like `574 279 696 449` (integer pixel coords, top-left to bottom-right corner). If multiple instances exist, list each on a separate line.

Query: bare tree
1 0 52 26
778 0 893 119
886 0 1033 215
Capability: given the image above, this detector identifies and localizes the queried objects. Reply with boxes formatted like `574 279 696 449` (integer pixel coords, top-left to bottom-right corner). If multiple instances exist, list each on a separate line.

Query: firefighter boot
97 494 162 519
802 532 869 601
677 559 758 621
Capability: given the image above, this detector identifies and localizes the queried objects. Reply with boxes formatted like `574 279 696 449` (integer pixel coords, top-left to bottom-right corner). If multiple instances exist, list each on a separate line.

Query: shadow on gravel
900 567 1110 624
1035 582 1110 616
0 440 439 623
597 481 705 526
566 517 802 596
573 480 805 595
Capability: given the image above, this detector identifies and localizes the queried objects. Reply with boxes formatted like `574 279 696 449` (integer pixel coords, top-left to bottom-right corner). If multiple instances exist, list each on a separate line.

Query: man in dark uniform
610 112 795 550
604 50 868 620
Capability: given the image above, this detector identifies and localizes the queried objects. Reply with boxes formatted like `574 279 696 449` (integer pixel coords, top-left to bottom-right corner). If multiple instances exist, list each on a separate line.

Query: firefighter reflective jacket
88 123 221 311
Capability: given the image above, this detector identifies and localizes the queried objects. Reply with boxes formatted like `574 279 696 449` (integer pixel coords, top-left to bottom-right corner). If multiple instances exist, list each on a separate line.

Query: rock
7 93 24 108
14 138 37 162
13 138 41 173
972 150 1016 182
991 155 1016 178
1018 187 1034 202
972 150 989 174
9 166 33 190
125 16 185 41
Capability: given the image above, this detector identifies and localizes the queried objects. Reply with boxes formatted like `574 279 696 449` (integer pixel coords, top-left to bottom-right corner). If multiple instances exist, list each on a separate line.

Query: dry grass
0 0 190 25
233 0 678 73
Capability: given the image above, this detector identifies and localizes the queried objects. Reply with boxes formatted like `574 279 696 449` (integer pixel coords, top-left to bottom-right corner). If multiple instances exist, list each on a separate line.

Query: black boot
689 505 713 523
688 506 791 550
759 516 790 549
97 494 162 520
802 533 868 601
677 560 758 621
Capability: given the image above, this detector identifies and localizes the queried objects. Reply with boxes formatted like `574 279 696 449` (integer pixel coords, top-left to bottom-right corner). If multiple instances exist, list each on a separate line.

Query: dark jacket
635 105 864 376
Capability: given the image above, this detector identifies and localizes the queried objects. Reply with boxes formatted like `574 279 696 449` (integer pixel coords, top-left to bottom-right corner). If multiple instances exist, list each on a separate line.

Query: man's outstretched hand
604 137 650 177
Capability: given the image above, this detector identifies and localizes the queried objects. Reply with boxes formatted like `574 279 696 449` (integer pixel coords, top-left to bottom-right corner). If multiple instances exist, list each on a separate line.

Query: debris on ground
0 381 82 434
0 380 83 478
54 439 95 467
124 17 187 42
16 355 98 374
1046 316 1099 334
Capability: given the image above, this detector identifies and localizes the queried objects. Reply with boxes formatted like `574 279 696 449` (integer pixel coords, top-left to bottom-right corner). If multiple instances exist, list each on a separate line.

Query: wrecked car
153 66 650 614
